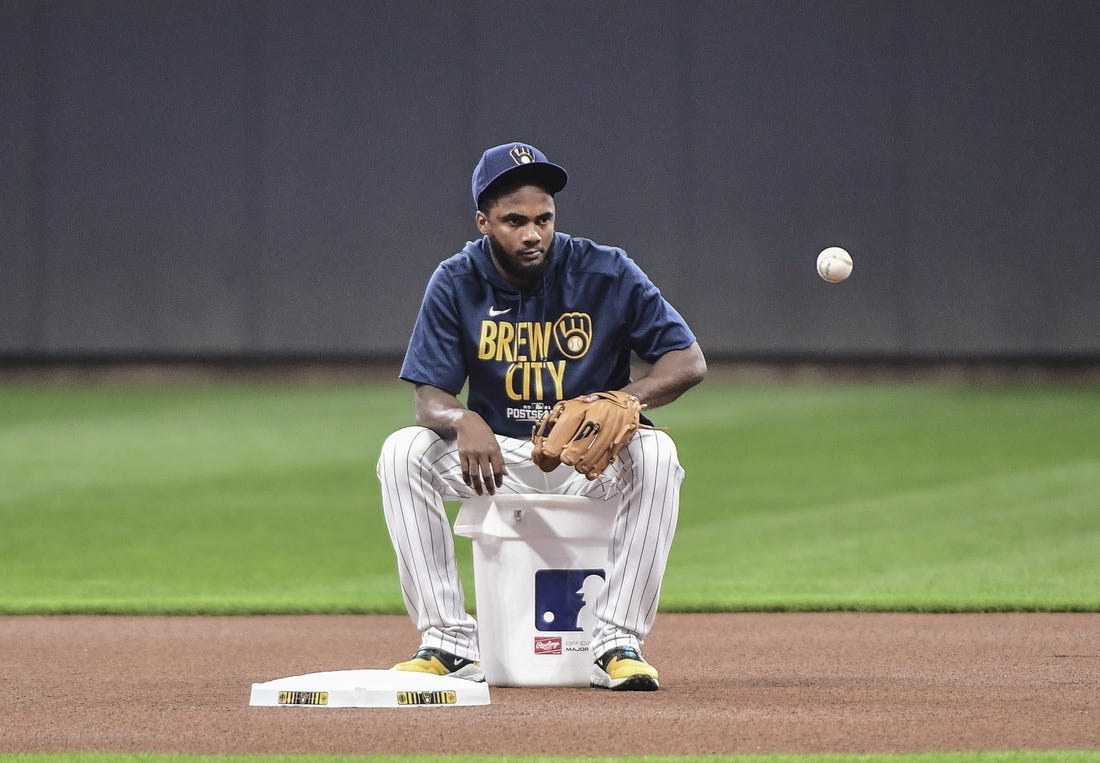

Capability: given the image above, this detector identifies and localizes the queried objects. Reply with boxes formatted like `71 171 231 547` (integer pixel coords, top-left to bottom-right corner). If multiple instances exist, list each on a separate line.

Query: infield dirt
2 612 1098 756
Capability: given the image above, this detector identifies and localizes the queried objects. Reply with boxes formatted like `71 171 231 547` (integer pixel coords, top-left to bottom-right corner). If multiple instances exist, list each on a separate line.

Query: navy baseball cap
471 142 568 207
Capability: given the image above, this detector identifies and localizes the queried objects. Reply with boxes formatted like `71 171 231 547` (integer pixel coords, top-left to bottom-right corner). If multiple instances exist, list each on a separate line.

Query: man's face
476 184 556 288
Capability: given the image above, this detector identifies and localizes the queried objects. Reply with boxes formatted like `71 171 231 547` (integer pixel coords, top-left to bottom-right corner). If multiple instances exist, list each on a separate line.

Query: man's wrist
452 409 485 436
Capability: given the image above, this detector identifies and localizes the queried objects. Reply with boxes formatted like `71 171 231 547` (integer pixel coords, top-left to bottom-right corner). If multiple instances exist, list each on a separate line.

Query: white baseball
817 246 853 283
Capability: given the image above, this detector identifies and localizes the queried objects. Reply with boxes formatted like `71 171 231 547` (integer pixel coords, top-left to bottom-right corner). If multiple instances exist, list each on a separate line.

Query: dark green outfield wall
2 0 1098 359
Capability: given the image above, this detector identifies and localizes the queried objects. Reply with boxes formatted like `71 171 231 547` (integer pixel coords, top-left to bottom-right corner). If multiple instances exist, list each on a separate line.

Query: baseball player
378 141 706 690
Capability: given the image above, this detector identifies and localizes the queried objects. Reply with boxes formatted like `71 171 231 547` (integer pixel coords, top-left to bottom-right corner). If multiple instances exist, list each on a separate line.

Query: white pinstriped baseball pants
376 426 684 662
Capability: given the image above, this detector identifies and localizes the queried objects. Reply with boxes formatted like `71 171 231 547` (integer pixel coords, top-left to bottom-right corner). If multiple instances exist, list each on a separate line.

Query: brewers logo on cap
509 145 535 165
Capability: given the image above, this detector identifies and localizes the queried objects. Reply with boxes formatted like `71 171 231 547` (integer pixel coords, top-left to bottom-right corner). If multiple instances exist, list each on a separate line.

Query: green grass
4 751 1100 762
1 380 1098 614
665 384 1100 611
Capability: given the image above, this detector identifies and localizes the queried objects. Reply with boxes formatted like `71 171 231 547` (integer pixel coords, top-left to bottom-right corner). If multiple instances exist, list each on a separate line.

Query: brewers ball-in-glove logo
553 312 591 359
509 145 535 165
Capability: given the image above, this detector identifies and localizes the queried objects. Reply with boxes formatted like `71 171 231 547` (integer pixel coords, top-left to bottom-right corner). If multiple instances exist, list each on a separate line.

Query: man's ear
475 210 489 234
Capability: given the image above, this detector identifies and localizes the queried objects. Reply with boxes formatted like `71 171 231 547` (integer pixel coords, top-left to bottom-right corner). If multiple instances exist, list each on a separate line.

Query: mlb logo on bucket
533 568 606 632
534 636 563 655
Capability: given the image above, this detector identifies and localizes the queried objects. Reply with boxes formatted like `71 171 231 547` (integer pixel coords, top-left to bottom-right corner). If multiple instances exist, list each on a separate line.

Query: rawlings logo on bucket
534 637 563 655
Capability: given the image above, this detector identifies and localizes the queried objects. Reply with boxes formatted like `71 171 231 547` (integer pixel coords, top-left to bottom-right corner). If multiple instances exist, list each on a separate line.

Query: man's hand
414 384 506 495
453 410 505 495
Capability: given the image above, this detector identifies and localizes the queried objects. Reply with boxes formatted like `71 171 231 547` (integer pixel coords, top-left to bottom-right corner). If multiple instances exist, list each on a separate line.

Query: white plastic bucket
453 494 615 687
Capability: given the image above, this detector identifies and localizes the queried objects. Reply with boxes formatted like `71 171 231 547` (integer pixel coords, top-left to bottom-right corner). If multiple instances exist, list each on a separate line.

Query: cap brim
478 163 568 204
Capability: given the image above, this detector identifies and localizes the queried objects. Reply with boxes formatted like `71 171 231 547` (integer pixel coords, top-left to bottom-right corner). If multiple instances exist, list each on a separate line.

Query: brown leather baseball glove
530 390 644 480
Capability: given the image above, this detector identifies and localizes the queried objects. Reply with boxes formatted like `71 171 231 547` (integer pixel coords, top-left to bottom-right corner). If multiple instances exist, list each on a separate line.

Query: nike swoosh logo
489 307 511 316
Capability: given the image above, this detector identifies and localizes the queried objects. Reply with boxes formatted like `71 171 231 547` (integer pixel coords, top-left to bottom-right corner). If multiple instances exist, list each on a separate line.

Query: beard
487 235 553 285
